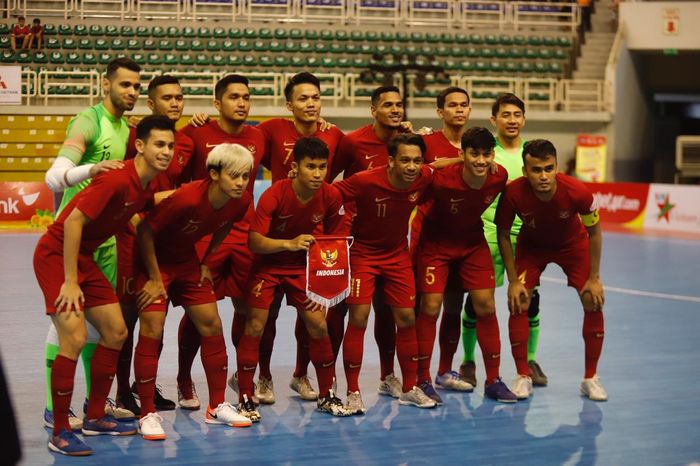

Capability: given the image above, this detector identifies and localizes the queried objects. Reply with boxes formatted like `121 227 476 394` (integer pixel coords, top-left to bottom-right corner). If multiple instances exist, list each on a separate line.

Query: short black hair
522 139 557 164
387 133 426 158
105 57 141 80
33 18 40 24
284 72 321 102
491 92 525 117
461 127 496 153
147 75 180 99
135 115 175 142
215 74 249 101
17 16 25 21
437 86 470 109
371 85 400 106
293 137 329 163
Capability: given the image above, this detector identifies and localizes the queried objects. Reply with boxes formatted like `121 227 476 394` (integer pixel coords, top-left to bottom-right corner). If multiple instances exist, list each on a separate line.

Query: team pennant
306 235 353 308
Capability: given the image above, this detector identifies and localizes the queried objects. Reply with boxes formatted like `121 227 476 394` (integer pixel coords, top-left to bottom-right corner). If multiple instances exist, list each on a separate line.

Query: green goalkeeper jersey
482 139 525 242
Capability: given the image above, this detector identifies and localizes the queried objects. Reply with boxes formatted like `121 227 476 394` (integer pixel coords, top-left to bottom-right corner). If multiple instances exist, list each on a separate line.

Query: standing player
495 139 607 402
334 133 438 413
255 72 345 401
133 143 254 440
115 75 194 415
235 138 349 421
327 85 406 400
175 74 268 408
415 127 517 404
460 93 548 388
33 115 175 456
411 87 474 393
42 58 141 430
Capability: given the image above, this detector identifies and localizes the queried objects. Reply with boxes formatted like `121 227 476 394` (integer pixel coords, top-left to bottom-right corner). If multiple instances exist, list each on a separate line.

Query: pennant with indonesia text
306 235 353 308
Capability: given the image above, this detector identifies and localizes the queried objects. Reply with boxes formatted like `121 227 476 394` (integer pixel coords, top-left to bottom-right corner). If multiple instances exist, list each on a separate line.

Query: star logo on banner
655 193 675 222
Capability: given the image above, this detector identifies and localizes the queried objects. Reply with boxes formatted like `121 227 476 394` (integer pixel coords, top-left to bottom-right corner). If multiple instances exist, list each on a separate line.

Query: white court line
540 276 700 303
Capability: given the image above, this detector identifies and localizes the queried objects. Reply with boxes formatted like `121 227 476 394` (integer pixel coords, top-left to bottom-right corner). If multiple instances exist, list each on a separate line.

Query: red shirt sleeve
329 135 354 182
256 120 276 171
176 132 196 185
250 183 278 235
323 186 345 235
495 184 517 231
571 179 596 215
332 173 360 203
146 189 193 236
73 171 120 221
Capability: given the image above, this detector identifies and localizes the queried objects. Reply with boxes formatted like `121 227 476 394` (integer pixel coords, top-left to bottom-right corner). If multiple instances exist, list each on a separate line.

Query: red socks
508 312 530 376
176 314 201 387
293 317 310 378
396 325 419 393
86 344 120 420
343 323 365 393
326 303 347 360
236 334 260 402
230 311 246 348
374 306 396 379
116 331 134 398
437 311 461 375
416 313 438 383
258 315 276 380
51 355 77 435
309 336 335 398
477 314 501 384
134 335 160 416
200 334 228 409
583 311 604 378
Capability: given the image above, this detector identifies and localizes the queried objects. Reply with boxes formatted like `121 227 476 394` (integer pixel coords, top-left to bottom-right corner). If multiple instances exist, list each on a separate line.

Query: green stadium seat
455 33 469 44
94 39 108 50
87 25 103 36
58 24 71 35
558 36 572 48
127 39 140 51
505 61 519 73
274 55 289 67
164 53 178 65
520 62 533 73
320 29 333 41
212 27 226 39
290 56 304 67
46 37 60 49
43 24 56 35
366 31 378 42
211 54 225 66
206 40 219 52
175 40 188 51
290 28 303 39
179 53 194 65
321 57 336 68
98 52 111 65
195 54 210 66
120 26 134 37
554 49 568 60
534 62 547 74
352 57 369 68
243 27 257 39
191 39 204 51
78 38 92 50
549 62 563 74
485 34 498 45
314 42 328 53
143 39 156 50
259 28 272 39
81 52 96 65
305 29 318 40
528 36 543 46
525 48 537 59
238 40 252 52
151 26 165 37
459 60 474 72
284 41 299 53
499 34 513 46
538 48 552 60
337 57 351 68
0 36 9 49
66 52 80 65
269 40 282 52
419 45 433 56
470 34 484 45
31 51 47 64
410 32 425 43
350 30 364 42
198 27 212 39
306 56 319 67
74 25 88 36
335 30 348 41
426 32 439 43
136 26 149 37
330 42 345 54
495 47 509 58
228 28 242 39
166 26 180 38
111 39 125 51
158 39 172 51
490 60 503 73
253 40 268 52
465 46 479 58
226 55 241 67
543 36 556 47
182 26 196 38
259 55 273 67
49 51 64 64
344 43 358 54
0 50 15 63
147 53 162 66
380 31 395 42
439 33 454 44
243 55 257 67
222 40 236 52
61 38 76 49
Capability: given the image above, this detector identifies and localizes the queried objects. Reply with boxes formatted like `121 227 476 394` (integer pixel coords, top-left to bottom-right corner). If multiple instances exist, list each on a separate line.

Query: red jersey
45 160 154 255
422 130 461 163
329 124 388 181
180 120 266 186
250 179 344 270
13 24 30 36
146 179 252 263
334 165 434 257
258 118 344 182
495 173 596 250
421 163 507 248
126 127 194 191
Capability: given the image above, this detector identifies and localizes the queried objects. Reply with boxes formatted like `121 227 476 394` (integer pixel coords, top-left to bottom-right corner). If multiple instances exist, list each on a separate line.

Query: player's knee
394 310 415 328
472 298 496 317
61 330 88 355
420 295 442 316
306 320 328 339
246 316 266 337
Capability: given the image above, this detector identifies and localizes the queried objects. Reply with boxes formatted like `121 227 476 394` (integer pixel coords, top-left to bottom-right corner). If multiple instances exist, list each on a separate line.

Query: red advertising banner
584 182 649 227
0 181 55 229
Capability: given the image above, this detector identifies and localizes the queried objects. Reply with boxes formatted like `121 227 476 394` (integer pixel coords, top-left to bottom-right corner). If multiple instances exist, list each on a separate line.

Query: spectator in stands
30 18 44 50
10 16 31 52
578 0 593 32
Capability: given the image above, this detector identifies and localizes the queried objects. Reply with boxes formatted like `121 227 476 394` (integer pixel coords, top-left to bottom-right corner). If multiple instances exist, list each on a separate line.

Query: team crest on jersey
311 213 324 223
177 153 184 165
484 195 495 204
408 192 419 203
559 210 571 219
320 248 338 268
247 144 256 155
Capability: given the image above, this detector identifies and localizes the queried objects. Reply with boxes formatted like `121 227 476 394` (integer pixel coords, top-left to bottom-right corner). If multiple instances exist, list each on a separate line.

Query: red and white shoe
205 402 252 428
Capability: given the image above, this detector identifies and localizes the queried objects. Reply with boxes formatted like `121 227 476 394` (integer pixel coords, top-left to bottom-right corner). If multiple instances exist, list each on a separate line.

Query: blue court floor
1 230 699 466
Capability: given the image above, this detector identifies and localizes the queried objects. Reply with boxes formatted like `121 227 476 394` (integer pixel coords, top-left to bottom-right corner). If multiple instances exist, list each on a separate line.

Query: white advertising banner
643 184 700 233
0 66 22 105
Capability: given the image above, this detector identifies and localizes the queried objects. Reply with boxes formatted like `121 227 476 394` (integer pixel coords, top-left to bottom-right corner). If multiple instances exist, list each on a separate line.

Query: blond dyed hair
206 143 254 177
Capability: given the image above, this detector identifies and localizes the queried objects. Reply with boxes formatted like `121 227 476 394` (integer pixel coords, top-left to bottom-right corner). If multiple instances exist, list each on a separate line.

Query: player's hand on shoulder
54 281 84 313
318 117 336 132
127 115 142 128
303 298 327 313
416 126 434 136
189 112 210 127
199 264 214 287
489 160 499 174
581 278 605 311
507 281 528 314
288 167 298 179
89 159 124 177
287 234 315 251
137 278 168 311
399 121 415 134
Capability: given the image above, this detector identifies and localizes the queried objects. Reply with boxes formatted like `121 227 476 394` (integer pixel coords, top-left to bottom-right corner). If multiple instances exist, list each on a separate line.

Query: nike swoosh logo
322 362 334 368
375 197 390 202
491 354 501 359
188 220 203 224
124 201 136 207
348 363 361 369
595 333 605 338
205 143 219 148
450 198 464 203
411 357 419 362
139 377 155 384
57 390 72 396
279 214 293 219
522 212 533 217
243 365 257 371
365 154 379 160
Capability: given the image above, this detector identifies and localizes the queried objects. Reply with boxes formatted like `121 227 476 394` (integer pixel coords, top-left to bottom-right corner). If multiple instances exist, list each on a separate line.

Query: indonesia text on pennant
305 235 353 308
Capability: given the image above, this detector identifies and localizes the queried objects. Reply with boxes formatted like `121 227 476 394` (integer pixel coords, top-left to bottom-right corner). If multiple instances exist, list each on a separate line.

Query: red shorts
196 238 253 301
137 257 217 313
116 226 138 306
347 249 416 308
416 241 495 293
515 240 590 291
245 267 307 311
33 236 118 314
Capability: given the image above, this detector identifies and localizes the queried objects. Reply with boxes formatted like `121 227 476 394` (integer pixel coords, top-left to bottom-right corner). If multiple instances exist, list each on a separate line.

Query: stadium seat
222 40 236 52
499 34 513 46
290 28 303 39
58 24 71 35
470 34 484 45
206 40 219 52
179 54 194 66
226 55 241 67
380 31 394 42
273 28 288 40
78 39 92 50
136 26 149 37
549 61 563 74
213 27 226 39
320 29 333 41
238 40 252 51
127 39 141 51
335 30 348 41
143 39 156 50
88 25 103 36
195 54 210 66
158 39 172 51
198 27 212 39
82 53 96 65
110 39 125 51
558 36 572 48
485 34 498 45
314 42 329 53
253 40 268 52
43 24 56 35
284 41 299 52
74 25 88 36
244 28 257 39
350 30 364 42
15 52 30 64
164 53 178 65
94 39 109 50
528 36 543 46
274 55 289 67
191 40 204 51
175 40 188 51
151 26 165 37
49 51 64 64
105 25 118 36
66 52 81 65
211 54 225 66
228 28 242 39
243 55 257 67
98 53 111 65
259 28 272 39
321 57 336 68
167 26 180 38
269 40 283 52
61 38 76 50
330 42 345 54
543 36 556 47
539 48 552 60
147 53 162 66
45 38 60 49
366 31 379 42
120 26 135 37
290 56 304 67
259 55 273 67
0 50 15 63
182 27 196 38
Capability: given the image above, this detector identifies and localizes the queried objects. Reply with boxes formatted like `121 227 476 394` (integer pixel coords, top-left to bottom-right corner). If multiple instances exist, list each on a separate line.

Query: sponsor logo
320 248 338 268
592 192 641 213
311 213 324 223
348 363 361 369
57 390 72 396
18 186 39 206
559 210 571 219
408 192 419 203
375 197 390 203
139 377 155 384
490 354 500 359
124 201 136 207
655 192 675 222
243 365 257 371
177 153 184 165
409 295 415 301
322 361 334 368
364 154 380 160
450 198 464 203
595 332 605 338
410 356 419 362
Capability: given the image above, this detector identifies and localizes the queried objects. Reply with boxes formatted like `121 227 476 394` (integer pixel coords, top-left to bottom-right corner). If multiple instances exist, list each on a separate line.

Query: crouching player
236 137 350 421
496 139 607 402
33 115 175 456
134 143 254 440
